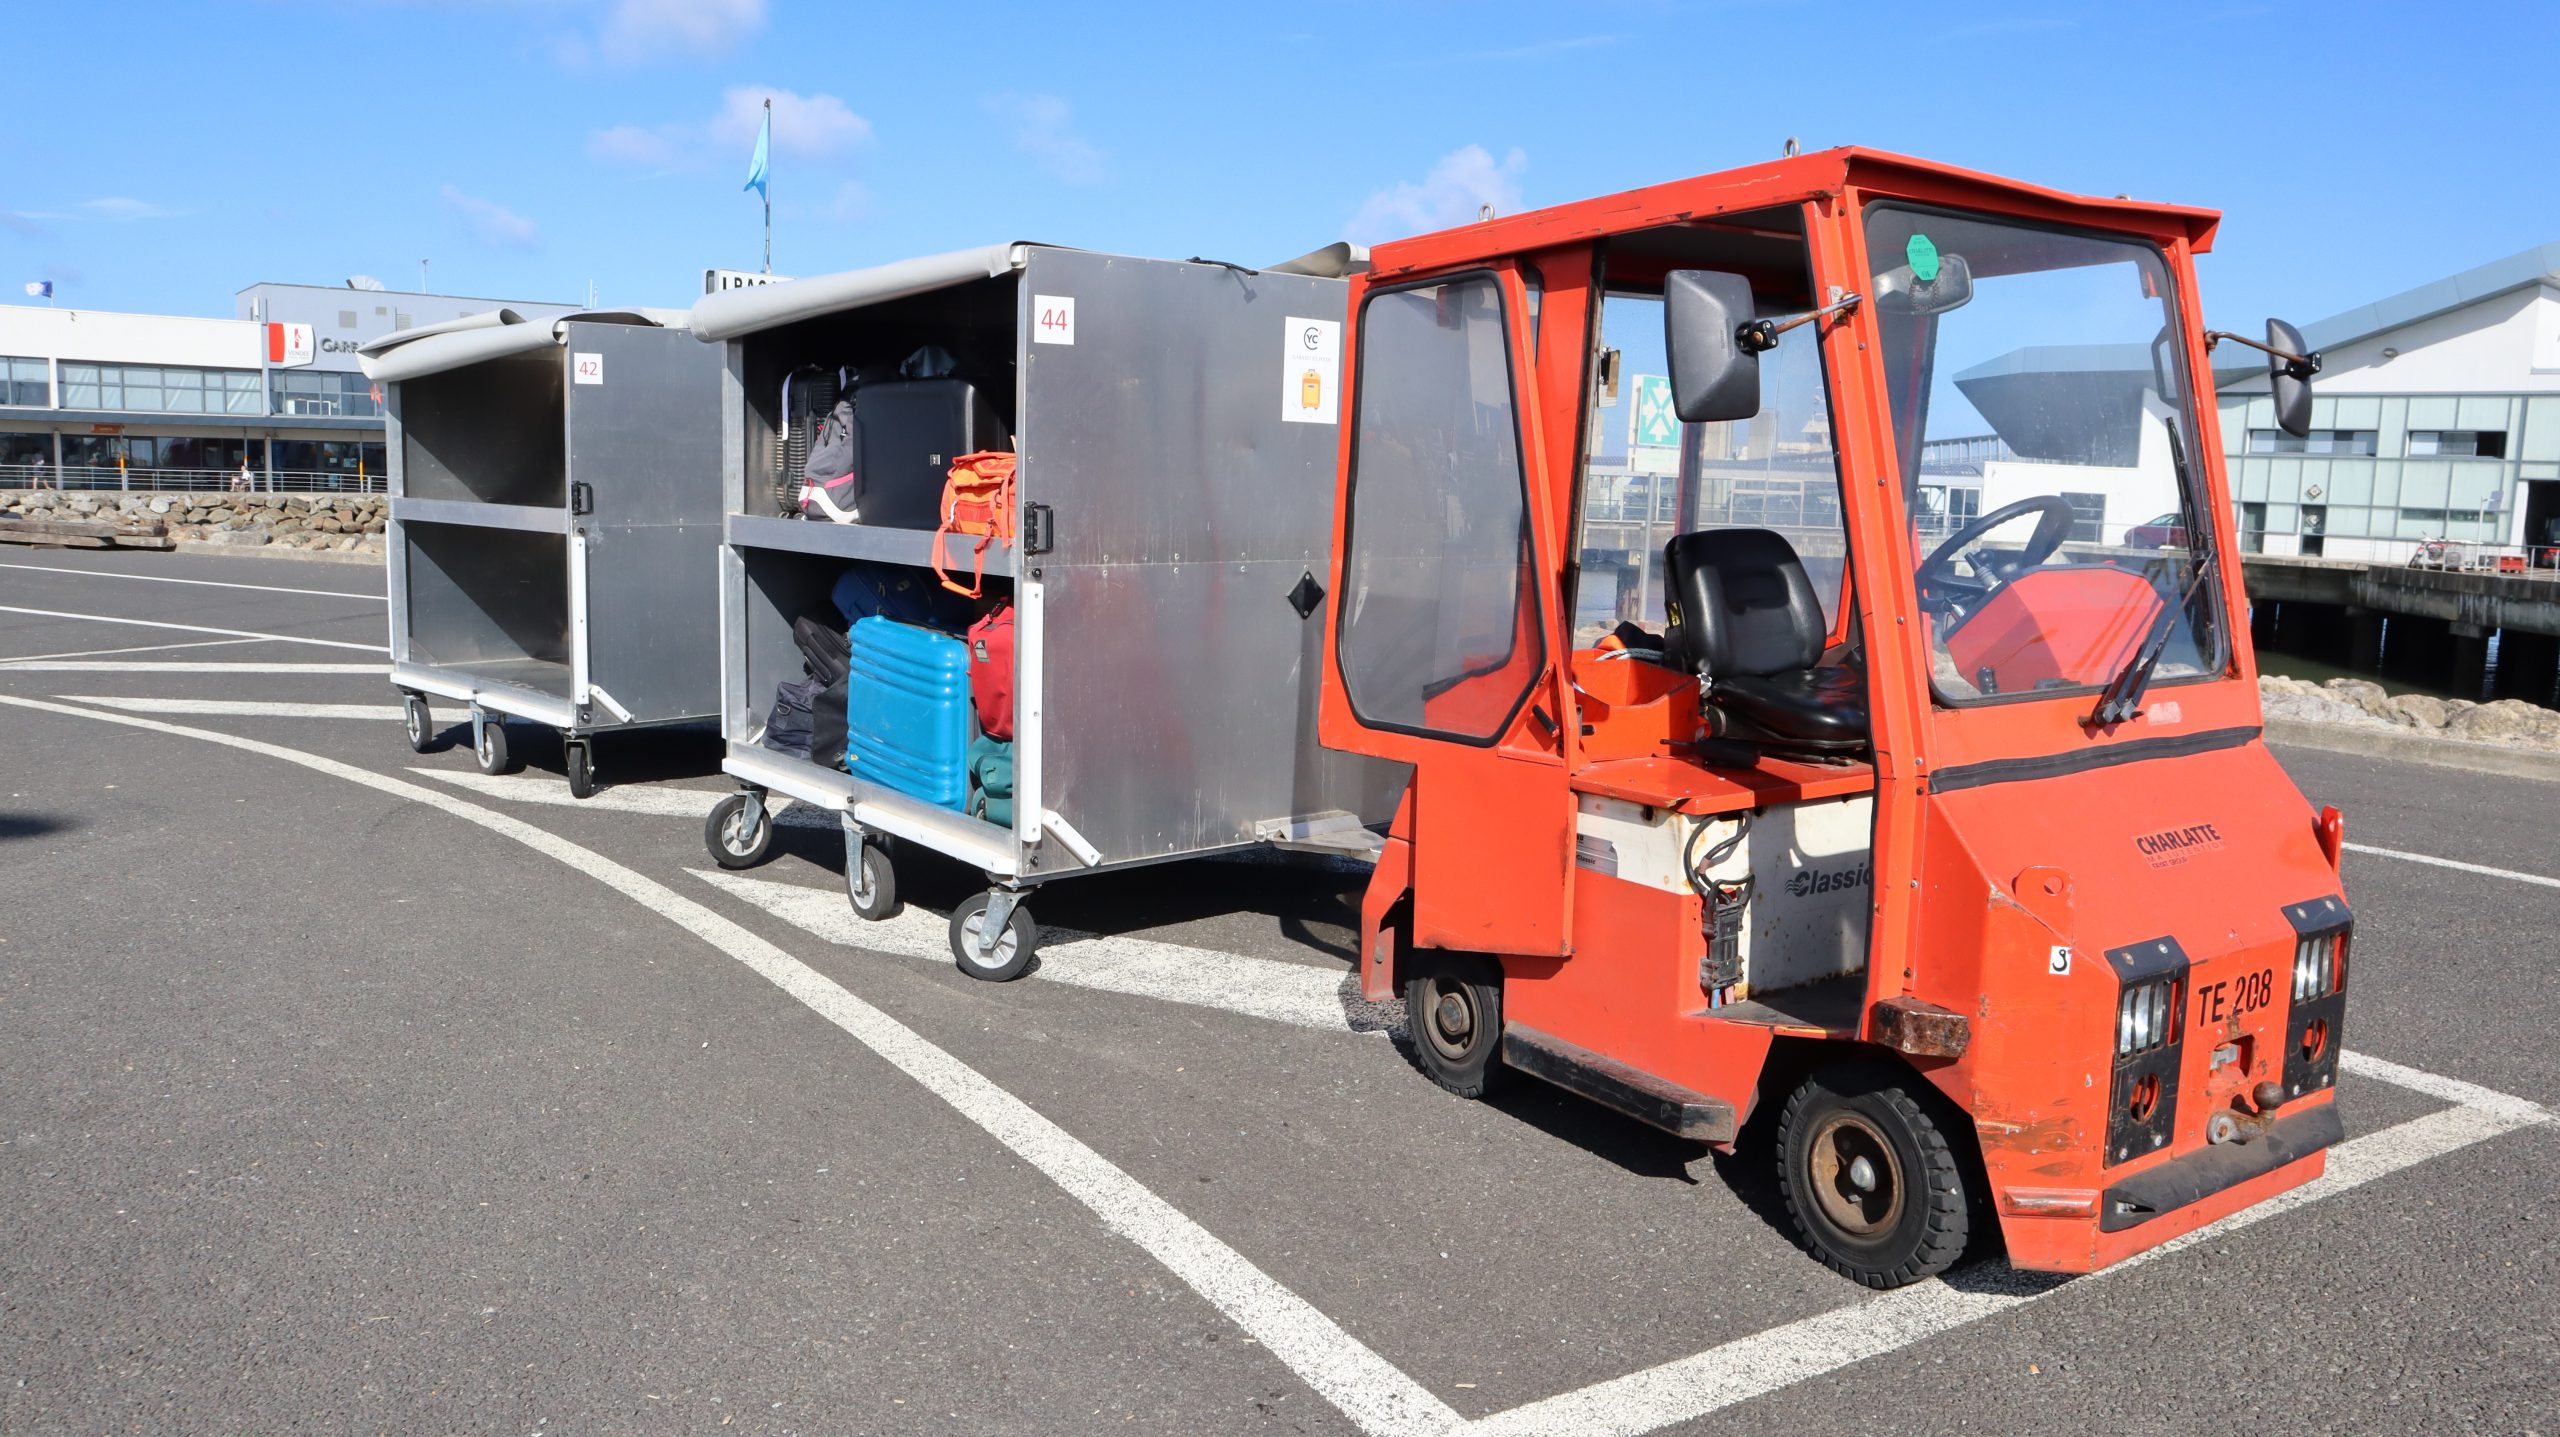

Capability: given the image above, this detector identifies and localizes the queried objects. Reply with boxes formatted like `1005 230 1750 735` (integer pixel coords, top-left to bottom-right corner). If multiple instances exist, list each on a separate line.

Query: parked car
2125 510 2187 547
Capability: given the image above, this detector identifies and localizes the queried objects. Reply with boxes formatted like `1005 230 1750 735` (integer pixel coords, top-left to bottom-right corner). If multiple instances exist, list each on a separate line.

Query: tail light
2292 929 2345 1002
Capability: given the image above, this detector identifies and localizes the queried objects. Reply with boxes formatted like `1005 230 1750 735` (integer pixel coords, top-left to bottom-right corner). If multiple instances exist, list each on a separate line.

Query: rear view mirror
2268 317 2316 439
1875 251 1974 317
1664 270 1761 424
2148 324 2182 406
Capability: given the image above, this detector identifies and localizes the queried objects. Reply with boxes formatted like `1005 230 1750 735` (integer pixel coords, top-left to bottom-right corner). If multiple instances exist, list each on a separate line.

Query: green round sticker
1907 233 1941 283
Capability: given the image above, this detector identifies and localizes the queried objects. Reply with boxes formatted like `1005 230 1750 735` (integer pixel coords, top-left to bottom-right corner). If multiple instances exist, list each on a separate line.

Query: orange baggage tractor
1318 148 2346 1285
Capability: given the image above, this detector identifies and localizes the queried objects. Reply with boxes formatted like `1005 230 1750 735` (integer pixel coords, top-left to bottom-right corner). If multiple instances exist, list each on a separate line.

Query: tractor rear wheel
1775 1063 1971 1288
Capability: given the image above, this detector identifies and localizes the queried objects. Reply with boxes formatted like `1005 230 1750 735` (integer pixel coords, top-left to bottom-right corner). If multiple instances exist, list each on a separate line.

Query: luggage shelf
392 498 570 534
724 740 1019 878
728 511 1014 576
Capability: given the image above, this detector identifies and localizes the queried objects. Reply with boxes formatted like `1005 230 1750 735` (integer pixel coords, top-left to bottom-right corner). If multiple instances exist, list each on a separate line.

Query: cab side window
1337 274 1542 742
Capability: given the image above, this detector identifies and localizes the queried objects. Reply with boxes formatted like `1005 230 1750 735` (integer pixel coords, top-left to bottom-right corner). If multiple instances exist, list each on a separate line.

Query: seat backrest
1661 528 1826 677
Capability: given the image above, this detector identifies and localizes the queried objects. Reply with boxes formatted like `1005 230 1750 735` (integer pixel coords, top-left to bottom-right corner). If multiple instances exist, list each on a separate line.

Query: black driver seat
1661 528 1869 756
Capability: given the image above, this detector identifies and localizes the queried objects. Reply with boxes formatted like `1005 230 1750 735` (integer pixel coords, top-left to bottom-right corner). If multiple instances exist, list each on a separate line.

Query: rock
203 529 269 547
2257 679 2395 729
2446 699 2551 744
2386 693 2452 729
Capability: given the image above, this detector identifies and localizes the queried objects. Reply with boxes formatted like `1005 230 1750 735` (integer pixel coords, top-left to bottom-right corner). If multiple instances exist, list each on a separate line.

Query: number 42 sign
1032 295 1076 345
572 352 603 386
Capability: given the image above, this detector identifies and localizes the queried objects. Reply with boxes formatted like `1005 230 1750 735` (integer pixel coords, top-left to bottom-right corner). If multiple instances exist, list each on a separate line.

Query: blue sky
7 0 2558 329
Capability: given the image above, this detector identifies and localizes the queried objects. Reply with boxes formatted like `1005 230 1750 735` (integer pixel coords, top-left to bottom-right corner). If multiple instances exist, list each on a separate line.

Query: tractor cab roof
1365 147 2222 281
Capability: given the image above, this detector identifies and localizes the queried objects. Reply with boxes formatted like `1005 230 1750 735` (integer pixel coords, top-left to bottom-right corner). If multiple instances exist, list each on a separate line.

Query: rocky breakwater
2258 674 2560 752
0 489 386 554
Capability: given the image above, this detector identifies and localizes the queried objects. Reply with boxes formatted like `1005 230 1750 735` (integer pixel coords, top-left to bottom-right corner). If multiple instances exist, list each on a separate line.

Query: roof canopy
687 244 1031 343
359 308 689 385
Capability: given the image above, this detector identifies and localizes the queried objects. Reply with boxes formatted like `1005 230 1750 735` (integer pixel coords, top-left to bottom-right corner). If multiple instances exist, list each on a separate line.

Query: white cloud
1 209 49 236
440 184 540 251
79 197 188 221
600 0 764 62
711 86 872 160
985 93 1108 187
1344 145 1527 246
830 180 873 223
587 122 688 170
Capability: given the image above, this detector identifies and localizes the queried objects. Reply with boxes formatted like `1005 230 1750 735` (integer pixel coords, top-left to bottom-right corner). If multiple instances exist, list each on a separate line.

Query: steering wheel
1916 495 2078 615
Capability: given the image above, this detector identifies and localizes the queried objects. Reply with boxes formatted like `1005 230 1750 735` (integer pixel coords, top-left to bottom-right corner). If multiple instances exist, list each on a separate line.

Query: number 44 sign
1032 295 1076 345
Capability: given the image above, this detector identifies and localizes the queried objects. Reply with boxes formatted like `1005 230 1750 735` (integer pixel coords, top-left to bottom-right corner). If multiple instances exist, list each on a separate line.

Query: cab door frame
1320 259 1578 958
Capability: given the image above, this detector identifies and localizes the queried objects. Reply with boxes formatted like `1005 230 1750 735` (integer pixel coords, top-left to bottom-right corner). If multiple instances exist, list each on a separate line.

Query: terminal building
1 282 573 490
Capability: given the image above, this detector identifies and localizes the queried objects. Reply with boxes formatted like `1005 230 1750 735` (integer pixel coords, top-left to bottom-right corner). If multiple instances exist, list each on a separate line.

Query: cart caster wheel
565 740 598 799
1775 1063 1973 1290
1403 957 1506 1099
402 694 433 754
949 891 1036 982
846 839 900 921
473 715 516 775
704 791 771 869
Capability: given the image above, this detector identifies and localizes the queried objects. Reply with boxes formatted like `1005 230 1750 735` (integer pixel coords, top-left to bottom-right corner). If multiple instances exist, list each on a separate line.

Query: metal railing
2402 538 2560 579
0 464 385 495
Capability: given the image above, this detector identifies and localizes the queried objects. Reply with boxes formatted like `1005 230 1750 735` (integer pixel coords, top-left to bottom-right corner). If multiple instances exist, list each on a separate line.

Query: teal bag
969 733 1015 828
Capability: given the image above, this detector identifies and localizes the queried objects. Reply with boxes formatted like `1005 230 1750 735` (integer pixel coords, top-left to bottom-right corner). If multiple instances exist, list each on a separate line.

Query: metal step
1501 1023 1739 1143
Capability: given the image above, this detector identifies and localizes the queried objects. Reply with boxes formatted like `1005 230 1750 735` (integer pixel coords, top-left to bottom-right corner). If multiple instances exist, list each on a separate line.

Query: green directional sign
1631 373 1677 449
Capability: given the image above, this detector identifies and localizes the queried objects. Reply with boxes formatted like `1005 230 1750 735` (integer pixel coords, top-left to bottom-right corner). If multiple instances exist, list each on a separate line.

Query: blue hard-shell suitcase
844 616 974 811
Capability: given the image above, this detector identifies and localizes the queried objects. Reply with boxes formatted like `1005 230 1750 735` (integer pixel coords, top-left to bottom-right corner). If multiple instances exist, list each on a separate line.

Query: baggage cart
690 243 1403 978
364 308 728 796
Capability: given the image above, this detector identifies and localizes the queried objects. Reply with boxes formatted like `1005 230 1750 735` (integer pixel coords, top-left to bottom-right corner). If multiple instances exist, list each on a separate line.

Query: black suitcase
853 379 1007 530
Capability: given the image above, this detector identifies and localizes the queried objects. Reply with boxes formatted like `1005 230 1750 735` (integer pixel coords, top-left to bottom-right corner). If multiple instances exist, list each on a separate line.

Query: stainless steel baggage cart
364 309 728 796
690 244 1402 978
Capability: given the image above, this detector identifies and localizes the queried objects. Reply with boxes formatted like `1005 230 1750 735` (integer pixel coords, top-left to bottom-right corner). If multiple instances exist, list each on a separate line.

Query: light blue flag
743 105 771 198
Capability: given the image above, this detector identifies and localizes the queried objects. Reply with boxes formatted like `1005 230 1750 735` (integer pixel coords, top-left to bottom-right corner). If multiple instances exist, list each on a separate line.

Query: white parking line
694 869 1388 1035
57 695 402 720
414 768 758 818
0 692 1457 1437
0 560 385 601
0 603 385 652
0 636 276 663
2344 841 2560 891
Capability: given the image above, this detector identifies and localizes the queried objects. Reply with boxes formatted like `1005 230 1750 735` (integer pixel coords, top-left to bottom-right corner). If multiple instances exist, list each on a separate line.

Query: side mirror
2268 317 2318 439
1664 270 1761 424
1875 252 1974 317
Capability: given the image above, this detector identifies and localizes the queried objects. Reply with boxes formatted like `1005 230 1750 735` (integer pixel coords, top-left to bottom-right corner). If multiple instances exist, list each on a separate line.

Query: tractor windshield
1863 206 2224 706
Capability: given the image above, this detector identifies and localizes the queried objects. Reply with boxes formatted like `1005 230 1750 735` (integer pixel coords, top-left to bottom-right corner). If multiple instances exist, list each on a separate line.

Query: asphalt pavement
0 547 2553 1436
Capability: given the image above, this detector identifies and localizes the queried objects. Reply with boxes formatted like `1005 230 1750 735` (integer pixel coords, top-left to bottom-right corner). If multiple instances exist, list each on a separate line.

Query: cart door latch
1699 885 1747 991
1020 503 1054 555
570 481 595 517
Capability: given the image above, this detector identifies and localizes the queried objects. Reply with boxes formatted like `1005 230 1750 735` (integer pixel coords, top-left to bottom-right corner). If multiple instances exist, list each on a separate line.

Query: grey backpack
799 398 861 522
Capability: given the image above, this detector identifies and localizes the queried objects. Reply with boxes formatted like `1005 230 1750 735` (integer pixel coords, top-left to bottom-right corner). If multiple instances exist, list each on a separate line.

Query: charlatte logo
1785 862 1872 899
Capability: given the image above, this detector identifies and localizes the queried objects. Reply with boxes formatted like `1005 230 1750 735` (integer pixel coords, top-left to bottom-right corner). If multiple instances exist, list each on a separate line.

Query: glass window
2247 428 2375 456
0 431 50 465
1337 273 1541 742
1571 289 1848 641
2408 429 2505 458
2 357 48 407
1863 205 2225 706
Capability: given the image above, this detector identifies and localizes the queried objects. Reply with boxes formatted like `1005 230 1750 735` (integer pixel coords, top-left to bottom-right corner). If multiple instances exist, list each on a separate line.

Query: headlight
2117 977 2178 1056
2292 930 2345 1001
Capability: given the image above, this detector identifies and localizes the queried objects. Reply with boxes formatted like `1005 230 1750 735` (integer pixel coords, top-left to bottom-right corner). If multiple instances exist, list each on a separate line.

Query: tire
948 891 1036 982
846 839 899 921
565 739 597 799
473 716 516 775
1775 1063 1972 1288
1403 957 1506 1099
402 694 433 753
704 791 771 870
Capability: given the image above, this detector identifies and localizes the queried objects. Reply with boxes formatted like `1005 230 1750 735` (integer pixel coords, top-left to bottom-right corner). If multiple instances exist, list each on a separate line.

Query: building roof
2294 238 2560 354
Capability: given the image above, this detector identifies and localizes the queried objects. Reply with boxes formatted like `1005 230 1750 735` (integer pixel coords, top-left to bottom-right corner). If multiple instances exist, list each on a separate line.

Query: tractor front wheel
1775 1063 1972 1288
1403 958 1506 1099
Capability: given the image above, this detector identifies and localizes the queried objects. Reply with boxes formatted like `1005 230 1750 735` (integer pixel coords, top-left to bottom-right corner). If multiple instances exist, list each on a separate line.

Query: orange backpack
933 451 1016 598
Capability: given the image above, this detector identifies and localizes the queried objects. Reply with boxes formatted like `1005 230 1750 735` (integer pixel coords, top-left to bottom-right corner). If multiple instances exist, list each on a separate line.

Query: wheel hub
1807 1112 1903 1238
1421 979 1479 1061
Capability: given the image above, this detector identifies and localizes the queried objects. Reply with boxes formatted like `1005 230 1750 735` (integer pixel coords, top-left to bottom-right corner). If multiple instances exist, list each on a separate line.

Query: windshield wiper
2087 550 2215 727
2088 427 2212 728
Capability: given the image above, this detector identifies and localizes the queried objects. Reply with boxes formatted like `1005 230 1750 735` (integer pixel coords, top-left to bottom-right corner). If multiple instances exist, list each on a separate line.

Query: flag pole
762 96 773 275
